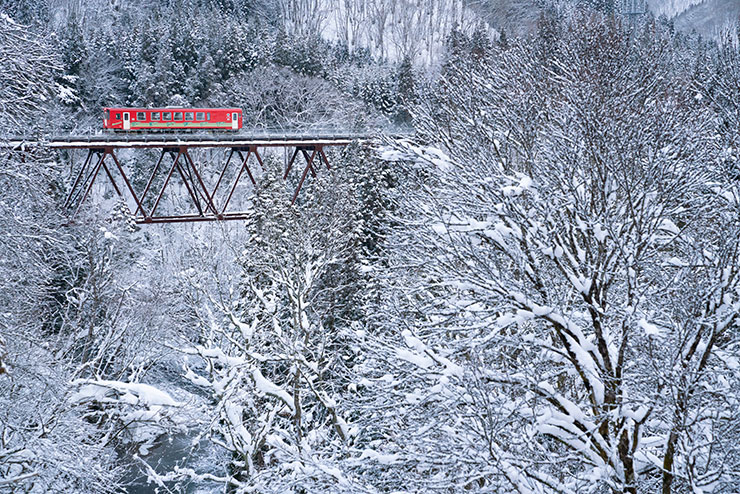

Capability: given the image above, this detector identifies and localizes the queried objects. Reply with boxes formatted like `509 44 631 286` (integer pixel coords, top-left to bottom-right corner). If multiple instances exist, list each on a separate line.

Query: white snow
638 318 662 337
252 368 295 413
658 218 681 235
70 379 179 407
396 348 434 369
431 223 447 235
360 449 400 465
593 223 607 242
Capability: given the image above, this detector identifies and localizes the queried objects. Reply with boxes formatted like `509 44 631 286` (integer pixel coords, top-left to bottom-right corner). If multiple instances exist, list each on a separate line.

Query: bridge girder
57 137 351 224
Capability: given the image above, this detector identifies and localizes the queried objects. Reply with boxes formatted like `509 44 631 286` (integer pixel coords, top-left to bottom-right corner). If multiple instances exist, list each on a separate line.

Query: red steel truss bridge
6 133 369 224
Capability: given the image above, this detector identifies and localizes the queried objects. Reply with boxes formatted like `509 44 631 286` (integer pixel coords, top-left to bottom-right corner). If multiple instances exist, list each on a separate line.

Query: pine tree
470 22 492 60
59 13 88 108
395 54 416 124
498 27 509 50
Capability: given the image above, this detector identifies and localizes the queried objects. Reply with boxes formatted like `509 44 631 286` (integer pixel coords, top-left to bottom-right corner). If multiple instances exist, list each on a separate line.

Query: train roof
103 107 242 110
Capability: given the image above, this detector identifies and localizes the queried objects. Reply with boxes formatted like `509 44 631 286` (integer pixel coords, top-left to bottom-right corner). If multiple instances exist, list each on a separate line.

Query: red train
103 107 243 131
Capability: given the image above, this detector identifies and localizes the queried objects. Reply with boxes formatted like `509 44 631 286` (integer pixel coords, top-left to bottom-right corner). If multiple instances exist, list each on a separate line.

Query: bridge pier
284 145 332 205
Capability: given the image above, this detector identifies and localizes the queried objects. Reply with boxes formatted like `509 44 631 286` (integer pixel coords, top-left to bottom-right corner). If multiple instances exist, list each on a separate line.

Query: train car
103 107 242 131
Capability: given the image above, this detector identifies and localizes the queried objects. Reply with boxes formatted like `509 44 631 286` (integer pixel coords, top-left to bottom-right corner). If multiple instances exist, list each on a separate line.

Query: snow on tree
154 157 377 491
0 14 63 131
379 10 740 494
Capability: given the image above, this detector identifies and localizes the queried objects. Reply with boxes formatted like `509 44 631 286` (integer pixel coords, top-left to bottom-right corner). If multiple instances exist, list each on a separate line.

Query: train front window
136 112 146 121
163 112 172 121
105 110 110 120
151 112 160 121
196 112 205 121
185 112 194 121
174 112 183 121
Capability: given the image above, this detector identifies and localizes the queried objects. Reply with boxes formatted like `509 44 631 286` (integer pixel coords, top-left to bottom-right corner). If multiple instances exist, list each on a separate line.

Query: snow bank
70 379 180 406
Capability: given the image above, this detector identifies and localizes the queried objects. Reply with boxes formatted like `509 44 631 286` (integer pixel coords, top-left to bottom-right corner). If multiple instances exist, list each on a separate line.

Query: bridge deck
2 133 372 150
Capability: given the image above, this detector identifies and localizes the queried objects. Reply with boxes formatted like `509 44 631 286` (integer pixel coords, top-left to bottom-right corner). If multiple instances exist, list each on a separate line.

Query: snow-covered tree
0 15 63 132
162 156 375 491
380 11 740 493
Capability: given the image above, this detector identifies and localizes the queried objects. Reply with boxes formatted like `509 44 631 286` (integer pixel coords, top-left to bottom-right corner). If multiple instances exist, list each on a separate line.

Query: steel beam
60 138 348 223
50 137 356 150
291 148 318 205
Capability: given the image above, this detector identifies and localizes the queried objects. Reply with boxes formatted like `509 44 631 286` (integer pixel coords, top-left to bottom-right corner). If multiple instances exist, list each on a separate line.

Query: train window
185 112 194 121
115 113 120 119
163 112 172 121
151 112 160 121
196 112 205 121
105 110 110 120
206 112 210 121
174 112 183 121
137 112 146 121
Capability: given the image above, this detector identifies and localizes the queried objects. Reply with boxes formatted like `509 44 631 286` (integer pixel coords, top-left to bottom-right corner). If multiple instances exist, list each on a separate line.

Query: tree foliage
381 9 740 494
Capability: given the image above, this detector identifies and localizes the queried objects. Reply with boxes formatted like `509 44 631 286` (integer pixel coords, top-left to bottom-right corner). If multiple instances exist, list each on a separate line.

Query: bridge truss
45 135 358 224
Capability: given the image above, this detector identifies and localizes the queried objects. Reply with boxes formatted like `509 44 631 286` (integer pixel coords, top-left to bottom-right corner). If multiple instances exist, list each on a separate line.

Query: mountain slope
673 0 739 40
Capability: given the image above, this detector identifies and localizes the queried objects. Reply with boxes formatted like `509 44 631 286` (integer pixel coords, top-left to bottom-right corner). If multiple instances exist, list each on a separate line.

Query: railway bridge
4 133 371 224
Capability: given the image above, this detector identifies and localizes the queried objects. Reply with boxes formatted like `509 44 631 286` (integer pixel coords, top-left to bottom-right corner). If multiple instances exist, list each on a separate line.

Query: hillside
674 0 740 40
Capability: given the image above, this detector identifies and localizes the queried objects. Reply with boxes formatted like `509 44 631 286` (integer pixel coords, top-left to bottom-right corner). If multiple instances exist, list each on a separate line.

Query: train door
123 112 130 130
232 112 238 130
